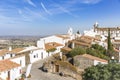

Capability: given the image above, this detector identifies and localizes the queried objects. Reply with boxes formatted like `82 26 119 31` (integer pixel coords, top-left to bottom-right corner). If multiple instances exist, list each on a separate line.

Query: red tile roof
0 60 20 72
0 48 24 56
114 48 120 52
61 47 72 52
70 40 91 47
56 35 70 39
45 42 63 50
82 54 108 63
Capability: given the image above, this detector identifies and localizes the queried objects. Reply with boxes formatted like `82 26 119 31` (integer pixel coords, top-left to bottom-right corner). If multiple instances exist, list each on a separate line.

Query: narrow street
27 58 75 80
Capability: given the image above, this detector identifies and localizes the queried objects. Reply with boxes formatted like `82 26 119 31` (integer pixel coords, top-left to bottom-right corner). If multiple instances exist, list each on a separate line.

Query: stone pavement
27 57 75 80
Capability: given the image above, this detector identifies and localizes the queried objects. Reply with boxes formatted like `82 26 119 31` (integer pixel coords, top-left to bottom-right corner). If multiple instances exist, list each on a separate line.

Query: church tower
93 21 99 32
67 27 73 35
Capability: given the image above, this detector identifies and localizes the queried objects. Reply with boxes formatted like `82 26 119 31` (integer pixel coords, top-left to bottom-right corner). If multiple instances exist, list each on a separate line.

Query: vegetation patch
68 44 110 60
47 48 56 52
83 63 120 80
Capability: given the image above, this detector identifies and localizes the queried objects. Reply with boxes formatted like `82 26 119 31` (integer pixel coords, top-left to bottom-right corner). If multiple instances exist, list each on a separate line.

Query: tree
86 44 109 60
77 30 80 34
107 28 113 50
91 44 106 55
83 63 120 80
69 47 86 57
107 28 114 57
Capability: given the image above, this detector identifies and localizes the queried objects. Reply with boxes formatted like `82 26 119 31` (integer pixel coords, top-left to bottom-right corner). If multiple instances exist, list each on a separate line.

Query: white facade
84 29 97 37
17 46 48 63
0 67 21 80
0 60 21 80
29 49 47 63
0 53 15 60
94 60 108 65
11 55 26 68
37 35 64 48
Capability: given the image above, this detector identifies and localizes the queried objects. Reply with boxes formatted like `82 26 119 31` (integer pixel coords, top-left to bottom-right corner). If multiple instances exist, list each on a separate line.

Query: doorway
8 71 10 80
55 65 59 72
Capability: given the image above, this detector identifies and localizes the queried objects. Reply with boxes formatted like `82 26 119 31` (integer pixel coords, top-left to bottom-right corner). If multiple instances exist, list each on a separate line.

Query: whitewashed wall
94 60 108 65
0 67 21 80
29 49 47 63
0 71 8 80
11 55 26 68
37 36 64 49
0 53 15 60
10 67 21 80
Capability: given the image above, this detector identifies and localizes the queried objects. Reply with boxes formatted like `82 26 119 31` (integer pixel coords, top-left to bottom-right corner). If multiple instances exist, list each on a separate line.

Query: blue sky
0 0 120 35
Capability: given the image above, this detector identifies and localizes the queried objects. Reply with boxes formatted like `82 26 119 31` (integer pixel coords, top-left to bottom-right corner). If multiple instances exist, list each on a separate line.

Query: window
20 60 22 65
36 54 38 58
20 69 21 74
10 54 12 57
41 52 43 59
34 55 36 58
2 56 4 60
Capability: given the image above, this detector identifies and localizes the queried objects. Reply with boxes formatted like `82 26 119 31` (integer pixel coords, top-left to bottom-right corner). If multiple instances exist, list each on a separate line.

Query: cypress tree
107 28 113 56
107 28 111 50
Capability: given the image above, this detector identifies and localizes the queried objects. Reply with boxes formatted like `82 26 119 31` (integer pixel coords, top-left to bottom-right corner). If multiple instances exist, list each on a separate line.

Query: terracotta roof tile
70 40 90 47
82 54 108 63
114 40 120 42
11 48 24 54
0 48 24 56
45 42 63 50
61 47 72 52
114 48 120 52
56 35 70 39
0 49 8 56
0 60 20 72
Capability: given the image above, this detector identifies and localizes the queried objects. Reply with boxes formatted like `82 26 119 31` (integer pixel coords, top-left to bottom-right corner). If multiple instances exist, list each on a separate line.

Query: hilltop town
0 22 120 80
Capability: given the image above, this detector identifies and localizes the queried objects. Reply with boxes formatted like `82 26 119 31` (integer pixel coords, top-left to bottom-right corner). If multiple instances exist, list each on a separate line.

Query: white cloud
58 7 77 17
79 0 102 4
41 2 52 15
26 0 36 7
24 7 52 22
48 2 77 18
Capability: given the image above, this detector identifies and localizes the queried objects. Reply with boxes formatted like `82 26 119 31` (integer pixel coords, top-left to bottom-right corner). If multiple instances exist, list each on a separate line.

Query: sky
0 0 120 36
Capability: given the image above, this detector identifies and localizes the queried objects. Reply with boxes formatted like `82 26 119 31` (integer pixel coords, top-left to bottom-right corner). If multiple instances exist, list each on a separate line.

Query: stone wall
74 56 94 69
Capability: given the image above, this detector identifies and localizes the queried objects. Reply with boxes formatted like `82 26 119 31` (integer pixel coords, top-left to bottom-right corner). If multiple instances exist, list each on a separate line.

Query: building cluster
0 23 120 80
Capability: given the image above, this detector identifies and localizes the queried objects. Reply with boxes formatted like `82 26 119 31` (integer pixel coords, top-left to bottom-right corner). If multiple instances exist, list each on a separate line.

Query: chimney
9 46 12 51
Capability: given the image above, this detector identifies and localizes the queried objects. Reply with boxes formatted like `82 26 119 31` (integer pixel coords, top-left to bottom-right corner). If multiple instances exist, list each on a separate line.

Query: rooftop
75 54 108 63
0 60 20 72
56 34 70 39
0 48 24 56
45 42 63 50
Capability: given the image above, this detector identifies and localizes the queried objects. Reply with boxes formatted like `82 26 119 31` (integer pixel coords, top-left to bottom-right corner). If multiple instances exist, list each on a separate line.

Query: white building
18 46 48 63
0 60 21 80
84 29 97 37
10 55 26 68
0 49 15 60
37 28 75 48
35 28 75 60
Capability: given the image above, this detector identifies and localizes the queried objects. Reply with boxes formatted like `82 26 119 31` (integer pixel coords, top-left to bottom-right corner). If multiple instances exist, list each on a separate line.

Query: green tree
86 44 109 60
107 28 114 57
91 44 106 55
83 63 120 80
77 30 80 34
107 28 113 50
69 47 86 57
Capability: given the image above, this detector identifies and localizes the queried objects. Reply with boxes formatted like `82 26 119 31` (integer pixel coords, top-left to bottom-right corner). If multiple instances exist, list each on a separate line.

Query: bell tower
94 21 99 32
67 27 73 35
